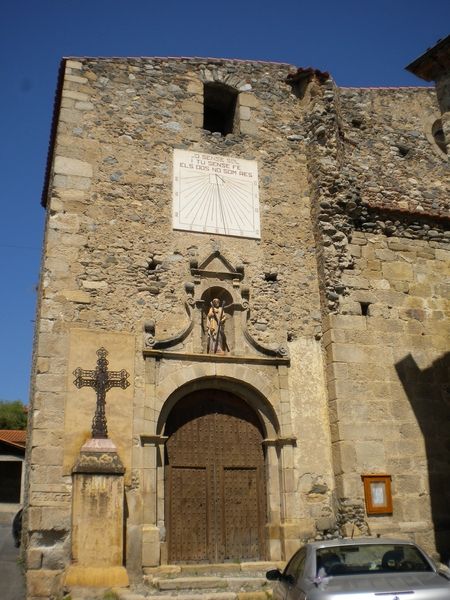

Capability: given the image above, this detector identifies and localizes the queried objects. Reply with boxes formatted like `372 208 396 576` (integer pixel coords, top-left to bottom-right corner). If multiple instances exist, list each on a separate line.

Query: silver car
267 537 450 600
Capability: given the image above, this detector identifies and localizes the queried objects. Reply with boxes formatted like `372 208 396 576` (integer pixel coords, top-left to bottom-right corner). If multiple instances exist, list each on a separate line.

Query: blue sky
0 1 448 404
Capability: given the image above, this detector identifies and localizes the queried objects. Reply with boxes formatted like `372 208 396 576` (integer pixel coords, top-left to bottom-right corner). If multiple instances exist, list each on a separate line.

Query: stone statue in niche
207 298 229 354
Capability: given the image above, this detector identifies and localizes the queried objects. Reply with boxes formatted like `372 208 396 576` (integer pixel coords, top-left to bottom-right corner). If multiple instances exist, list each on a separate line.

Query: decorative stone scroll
142 252 290 361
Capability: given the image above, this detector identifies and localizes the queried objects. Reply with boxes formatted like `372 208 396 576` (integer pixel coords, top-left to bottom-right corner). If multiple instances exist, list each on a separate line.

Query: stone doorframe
139 357 296 565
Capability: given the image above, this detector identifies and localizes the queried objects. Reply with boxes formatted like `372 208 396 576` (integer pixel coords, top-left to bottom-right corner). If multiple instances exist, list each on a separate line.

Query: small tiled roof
0 430 26 448
406 35 450 82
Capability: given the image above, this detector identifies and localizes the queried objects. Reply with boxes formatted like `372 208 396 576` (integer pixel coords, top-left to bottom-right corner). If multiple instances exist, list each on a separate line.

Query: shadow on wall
395 352 450 562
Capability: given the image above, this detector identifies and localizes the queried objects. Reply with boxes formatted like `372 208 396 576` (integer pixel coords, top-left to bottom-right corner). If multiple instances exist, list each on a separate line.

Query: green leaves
0 400 27 430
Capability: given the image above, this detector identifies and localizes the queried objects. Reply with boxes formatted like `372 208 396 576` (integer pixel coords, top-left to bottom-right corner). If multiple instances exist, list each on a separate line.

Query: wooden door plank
168 466 208 562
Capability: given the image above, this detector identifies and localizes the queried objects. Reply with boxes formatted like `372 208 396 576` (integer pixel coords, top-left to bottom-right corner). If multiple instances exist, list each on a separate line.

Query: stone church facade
24 39 449 598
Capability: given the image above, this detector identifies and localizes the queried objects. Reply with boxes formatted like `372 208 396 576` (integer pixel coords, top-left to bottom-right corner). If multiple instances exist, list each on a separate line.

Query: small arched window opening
432 119 447 155
203 82 238 135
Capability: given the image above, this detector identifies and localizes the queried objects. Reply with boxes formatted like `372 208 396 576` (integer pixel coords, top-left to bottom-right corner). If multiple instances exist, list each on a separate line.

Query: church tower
24 49 449 598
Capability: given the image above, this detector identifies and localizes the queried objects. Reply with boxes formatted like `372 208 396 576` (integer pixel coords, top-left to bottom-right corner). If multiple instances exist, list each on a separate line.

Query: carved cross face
73 347 130 439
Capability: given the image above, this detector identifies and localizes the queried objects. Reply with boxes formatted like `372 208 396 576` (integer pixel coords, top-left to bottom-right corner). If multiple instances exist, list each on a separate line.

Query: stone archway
164 389 267 563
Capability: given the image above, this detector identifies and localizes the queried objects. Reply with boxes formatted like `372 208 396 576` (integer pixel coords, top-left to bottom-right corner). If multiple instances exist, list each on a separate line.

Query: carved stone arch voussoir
199 68 246 91
156 367 280 439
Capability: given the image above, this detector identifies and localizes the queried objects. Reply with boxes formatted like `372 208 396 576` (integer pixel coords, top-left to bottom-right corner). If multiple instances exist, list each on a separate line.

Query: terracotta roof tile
0 429 26 448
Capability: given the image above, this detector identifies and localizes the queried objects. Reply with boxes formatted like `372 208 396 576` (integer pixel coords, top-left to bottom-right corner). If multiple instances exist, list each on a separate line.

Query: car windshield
316 543 433 577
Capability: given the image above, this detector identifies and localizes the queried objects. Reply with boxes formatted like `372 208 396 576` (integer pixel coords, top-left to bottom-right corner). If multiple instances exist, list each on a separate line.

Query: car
266 537 450 600
12 508 23 548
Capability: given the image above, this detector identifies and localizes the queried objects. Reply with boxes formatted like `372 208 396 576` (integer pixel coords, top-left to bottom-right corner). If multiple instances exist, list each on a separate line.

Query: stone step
66 562 278 600
113 591 271 600
110 562 279 600
156 577 230 591
143 562 281 578
150 576 268 592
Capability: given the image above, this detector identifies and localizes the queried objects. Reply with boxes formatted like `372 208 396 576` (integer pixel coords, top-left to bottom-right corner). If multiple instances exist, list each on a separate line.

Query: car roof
306 537 418 550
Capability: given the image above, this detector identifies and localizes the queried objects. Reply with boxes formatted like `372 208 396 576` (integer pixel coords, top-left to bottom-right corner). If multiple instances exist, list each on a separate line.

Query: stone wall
305 75 450 559
302 77 448 314
46 58 322 343
340 87 448 217
435 59 450 146
324 232 450 558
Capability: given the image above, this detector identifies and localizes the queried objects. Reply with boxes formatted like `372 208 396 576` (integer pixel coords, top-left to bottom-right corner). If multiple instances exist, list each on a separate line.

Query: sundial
172 149 260 239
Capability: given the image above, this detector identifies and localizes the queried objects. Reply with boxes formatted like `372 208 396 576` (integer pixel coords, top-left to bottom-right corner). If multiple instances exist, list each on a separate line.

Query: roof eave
406 35 450 82
41 58 66 208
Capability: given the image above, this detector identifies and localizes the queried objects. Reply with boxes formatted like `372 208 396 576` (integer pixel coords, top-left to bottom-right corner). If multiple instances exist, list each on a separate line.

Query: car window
316 543 433 576
284 548 307 581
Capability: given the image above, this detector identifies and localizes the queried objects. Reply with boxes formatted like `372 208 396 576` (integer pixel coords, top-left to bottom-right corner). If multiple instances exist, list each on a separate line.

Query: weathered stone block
340 301 362 315
355 441 386 470
27 548 43 569
237 593 267 600
59 108 82 124
81 279 108 290
187 79 203 94
61 97 74 109
31 446 64 466
239 92 260 108
382 262 414 281
181 99 203 114
48 213 80 233
240 120 258 135
58 289 91 303
74 101 94 111
332 441 356 472
330 315 367 330
340 274 370 289
64 73 88 83
71 467 125 571
62 89 90 101
316 516 336 531
27 569 63 597
36 357 50 374
142 525 160 566
64 565 129 588
28 506 70 531
331 343 368 363
35 373 66 393
239 105 251 121
65 175 92 190
66 60 83 70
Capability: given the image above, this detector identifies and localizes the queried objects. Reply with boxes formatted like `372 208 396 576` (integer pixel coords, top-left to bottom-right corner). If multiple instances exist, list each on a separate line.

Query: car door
286 548 308 600
273 548 307 600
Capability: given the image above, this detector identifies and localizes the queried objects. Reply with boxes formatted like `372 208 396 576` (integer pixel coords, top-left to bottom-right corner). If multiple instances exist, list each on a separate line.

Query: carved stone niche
189 251 244 354
144 251 288 359
200 286 234 354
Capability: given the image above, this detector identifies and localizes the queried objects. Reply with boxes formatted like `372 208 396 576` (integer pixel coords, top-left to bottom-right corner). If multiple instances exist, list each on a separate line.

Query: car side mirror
266 569 282 581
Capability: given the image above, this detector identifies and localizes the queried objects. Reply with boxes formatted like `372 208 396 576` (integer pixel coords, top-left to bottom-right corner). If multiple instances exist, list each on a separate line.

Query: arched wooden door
165 390 266 563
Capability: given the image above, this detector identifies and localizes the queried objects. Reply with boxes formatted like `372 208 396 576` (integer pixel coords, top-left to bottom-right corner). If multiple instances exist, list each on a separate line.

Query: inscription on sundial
172 149 260 239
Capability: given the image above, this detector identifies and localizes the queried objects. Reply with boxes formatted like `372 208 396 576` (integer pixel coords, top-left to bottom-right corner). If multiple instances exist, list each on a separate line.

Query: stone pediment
190 251 244 281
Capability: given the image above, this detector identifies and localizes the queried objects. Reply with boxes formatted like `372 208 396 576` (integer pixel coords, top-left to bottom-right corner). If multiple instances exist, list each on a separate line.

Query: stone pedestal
64 438 129 588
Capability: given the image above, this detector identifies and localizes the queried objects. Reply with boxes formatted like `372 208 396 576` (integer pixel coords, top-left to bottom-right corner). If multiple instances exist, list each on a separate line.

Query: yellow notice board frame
362 474 393 515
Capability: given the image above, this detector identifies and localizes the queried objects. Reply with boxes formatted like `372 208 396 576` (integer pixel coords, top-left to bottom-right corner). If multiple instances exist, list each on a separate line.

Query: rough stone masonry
24 37 449 600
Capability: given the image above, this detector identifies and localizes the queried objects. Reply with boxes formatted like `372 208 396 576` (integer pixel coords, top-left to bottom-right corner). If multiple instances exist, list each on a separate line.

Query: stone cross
73 347 130 439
